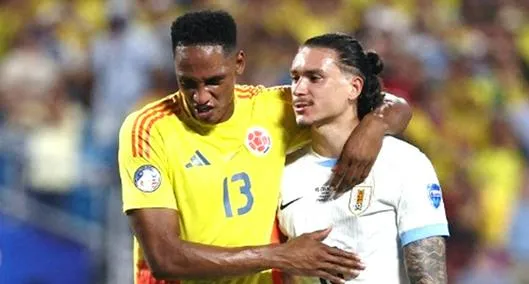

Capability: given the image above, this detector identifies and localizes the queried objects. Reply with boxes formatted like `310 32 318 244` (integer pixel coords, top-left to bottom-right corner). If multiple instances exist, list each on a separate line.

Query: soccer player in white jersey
278 33 449 284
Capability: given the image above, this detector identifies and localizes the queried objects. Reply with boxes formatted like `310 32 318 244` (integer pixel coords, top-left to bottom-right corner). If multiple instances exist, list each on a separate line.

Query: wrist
260 243 288 270
364 112 389 134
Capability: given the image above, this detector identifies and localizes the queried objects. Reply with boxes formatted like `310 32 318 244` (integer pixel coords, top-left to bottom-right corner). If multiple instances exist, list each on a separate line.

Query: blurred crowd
0 0 528 283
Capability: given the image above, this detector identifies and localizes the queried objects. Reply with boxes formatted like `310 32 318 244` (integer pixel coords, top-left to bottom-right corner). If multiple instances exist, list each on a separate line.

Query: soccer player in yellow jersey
119 10 412 284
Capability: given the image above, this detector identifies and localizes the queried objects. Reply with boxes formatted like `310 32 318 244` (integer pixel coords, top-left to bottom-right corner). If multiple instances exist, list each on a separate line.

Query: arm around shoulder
326 93 412 190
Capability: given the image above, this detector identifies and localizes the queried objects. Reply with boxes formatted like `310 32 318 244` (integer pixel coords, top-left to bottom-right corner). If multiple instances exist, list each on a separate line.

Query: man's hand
275 228 365 283
326 114 386 198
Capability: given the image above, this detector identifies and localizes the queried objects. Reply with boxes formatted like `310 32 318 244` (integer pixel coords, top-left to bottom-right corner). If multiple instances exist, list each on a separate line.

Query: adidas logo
185 150 211 168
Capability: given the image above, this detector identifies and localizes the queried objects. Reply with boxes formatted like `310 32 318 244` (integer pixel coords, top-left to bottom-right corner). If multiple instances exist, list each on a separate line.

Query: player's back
279 137 449 283
120 85 306 284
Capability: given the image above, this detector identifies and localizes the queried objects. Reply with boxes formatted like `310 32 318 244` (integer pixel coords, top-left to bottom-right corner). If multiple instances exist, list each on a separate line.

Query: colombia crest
245 126 272 156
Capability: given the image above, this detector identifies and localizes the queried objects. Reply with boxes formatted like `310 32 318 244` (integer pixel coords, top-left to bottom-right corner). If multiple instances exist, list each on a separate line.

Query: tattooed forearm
403 236 447 284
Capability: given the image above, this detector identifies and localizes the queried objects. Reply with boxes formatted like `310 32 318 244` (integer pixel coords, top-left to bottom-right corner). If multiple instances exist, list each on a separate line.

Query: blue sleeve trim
400 224 450 247
317 159 337 168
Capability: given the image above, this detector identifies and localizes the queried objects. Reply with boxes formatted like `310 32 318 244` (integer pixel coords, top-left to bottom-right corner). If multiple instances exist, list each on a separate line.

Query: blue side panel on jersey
316 159 337 168
400 224 450 247
0 213 91 284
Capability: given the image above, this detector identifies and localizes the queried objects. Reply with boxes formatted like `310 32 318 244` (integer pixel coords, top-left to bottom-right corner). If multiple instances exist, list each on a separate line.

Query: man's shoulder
133 92 181 113
121 93 182 137
235 84 291 102
378 137 430 167
381 137 420 154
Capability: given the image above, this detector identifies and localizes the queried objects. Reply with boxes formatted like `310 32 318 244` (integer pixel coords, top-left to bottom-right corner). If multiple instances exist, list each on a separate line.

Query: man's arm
398 150 448 284
403 236 447 284
328 94 412 195
373 93 413 136
129 208 364 282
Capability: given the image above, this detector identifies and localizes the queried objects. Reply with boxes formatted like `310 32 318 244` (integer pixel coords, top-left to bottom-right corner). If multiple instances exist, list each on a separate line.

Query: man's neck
311 113 359 158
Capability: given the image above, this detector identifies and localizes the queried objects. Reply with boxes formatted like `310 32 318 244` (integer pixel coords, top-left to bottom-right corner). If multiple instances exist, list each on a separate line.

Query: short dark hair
170 10 237 55
303 33 384 119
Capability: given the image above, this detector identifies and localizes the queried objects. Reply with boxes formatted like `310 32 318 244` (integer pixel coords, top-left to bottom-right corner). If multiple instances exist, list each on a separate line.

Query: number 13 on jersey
223 172 253 217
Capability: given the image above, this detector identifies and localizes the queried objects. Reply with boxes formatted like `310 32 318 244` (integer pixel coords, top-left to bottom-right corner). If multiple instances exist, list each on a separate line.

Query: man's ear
235 50 245 75
349 75 364 101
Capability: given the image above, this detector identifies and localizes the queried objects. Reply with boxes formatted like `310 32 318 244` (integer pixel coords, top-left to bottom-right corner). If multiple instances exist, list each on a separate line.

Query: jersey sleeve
397 151 450 247
118 112 177 213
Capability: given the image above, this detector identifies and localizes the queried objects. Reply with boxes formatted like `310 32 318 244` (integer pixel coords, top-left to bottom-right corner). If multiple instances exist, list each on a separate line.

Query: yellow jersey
119 85 309 284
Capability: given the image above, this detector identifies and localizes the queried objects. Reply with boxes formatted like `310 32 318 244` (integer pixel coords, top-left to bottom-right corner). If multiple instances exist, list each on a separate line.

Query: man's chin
193 106 233 125
296 116 313 127
193 110 218 124
195 116 218 125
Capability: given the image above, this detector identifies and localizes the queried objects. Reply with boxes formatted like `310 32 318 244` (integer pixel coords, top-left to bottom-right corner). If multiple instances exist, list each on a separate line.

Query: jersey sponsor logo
133 165 162 193
427 183 442 208
348 185 373 215
185 150 211 168
279 197 302 210
245 126 272 156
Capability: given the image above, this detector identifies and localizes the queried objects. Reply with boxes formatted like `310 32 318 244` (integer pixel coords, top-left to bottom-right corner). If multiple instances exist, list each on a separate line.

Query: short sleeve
118 112 177 213
397 152 449 246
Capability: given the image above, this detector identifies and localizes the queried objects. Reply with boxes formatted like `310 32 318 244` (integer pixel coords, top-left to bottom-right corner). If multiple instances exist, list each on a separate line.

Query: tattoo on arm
404 236 447 284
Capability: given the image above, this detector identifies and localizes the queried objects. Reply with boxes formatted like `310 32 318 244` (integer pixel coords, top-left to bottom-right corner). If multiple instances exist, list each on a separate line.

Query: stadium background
0 0 528 283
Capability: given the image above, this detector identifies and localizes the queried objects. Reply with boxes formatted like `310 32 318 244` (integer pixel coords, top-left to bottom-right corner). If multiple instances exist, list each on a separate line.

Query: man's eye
310 75 322 82
290 75 300 82
179 79 196 89
205 79 222 86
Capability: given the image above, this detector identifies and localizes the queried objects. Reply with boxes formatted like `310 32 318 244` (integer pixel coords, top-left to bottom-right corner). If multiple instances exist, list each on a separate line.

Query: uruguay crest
245 126 272 156
348 185 374 215
427 183 442 208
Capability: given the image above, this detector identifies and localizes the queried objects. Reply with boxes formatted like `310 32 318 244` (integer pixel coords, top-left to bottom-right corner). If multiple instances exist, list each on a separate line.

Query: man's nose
193 87 211 104
292 77 309 97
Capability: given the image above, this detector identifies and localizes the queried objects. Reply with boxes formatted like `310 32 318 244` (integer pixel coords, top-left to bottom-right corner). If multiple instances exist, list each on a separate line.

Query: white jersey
278 137 449 284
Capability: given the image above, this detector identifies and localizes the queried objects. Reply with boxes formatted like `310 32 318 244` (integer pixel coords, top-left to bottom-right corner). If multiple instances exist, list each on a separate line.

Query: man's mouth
293 101 313 113
195 104 213 113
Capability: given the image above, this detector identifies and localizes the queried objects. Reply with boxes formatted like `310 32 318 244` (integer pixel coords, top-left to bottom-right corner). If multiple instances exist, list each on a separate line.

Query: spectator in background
90 2 164 159
0 0 528 282
508 166 529 283
0 24 85 205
